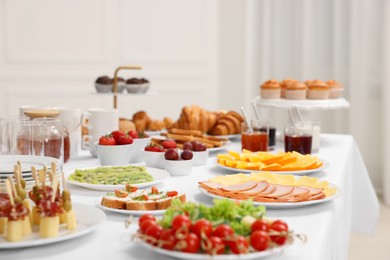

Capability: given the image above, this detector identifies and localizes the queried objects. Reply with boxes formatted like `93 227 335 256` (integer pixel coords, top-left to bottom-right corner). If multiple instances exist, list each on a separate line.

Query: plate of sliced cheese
215 150 328 175
198 172 341 209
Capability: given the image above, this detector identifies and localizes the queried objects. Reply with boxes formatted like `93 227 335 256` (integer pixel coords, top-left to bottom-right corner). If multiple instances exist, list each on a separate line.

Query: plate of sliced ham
198 179 341 209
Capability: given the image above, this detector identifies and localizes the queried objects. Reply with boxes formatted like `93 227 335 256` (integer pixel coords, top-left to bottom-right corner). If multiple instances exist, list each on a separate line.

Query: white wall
0 0 219 120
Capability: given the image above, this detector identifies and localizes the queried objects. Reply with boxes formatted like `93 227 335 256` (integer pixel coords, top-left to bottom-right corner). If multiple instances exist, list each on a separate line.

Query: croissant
173 105 219 133
208 111 244 136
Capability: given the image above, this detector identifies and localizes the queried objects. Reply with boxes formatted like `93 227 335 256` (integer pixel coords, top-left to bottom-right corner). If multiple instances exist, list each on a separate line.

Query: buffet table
0 134 379 260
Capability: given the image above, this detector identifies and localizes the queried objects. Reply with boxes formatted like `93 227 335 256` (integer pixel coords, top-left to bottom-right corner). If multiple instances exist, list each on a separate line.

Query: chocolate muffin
95 76 113 93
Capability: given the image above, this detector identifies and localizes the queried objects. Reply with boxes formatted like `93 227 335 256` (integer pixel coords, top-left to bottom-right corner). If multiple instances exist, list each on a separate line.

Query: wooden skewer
5 179 15 206
51 175 58 203
51 162 56 176
14 164 22 188
7 176 17 202
48 171 54 184
31 166 39 187
38 169 46 188
61 171 67 191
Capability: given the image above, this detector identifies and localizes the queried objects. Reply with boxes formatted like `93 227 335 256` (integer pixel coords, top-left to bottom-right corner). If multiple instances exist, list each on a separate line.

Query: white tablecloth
0 134 380 260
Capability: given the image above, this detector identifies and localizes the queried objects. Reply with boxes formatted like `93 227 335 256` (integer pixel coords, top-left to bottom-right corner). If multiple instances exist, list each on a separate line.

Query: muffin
285 81 307 99
260 80 281 99
327 80 343 98
125 78 144 93
307 80 330 99
280 78 297 98
95 76 113 93
140 78 150 93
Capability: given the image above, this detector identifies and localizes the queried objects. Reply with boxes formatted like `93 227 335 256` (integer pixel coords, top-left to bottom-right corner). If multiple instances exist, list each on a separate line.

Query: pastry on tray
307 80 330 99
285 81 307 100
260 79 281 99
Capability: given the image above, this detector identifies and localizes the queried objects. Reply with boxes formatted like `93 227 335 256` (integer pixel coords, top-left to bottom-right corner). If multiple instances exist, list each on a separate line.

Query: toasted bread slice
126 200 156 211
156 194 186 210
101 194 128 209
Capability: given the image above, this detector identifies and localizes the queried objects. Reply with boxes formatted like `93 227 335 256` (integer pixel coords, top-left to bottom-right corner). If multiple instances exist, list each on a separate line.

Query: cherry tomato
138 214 156 225
180 233 200 253
250 230 270 251
145 224 163 245
251 219 270 233
158 229 177 250
151 186 159 194
213 224 234 240
171 215 192 233
226 235 249 254
205 236 225 255
167 191 178 197
270 220 289 246
191 219 213 238
139 219 156 234
114 189 128 198
125 184 138 193
136 194 149 201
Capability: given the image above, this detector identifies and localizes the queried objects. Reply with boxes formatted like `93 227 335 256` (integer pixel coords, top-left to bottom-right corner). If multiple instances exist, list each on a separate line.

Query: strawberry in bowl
142 142 168 169
96 131 134 166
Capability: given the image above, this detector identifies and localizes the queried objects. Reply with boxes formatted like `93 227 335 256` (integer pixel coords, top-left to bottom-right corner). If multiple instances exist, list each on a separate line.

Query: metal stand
112 65 142 109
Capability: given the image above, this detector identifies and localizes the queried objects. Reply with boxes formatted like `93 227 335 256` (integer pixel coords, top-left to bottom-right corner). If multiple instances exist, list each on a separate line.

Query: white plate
252 96 350 110
66 166 170 191
207 141 231 153
95 197 166 216
0 155 60 173
209 134 240 140
214 159 329 176
145 130 166 136
136 238 286 259
0 202 105 249
198 184 341 209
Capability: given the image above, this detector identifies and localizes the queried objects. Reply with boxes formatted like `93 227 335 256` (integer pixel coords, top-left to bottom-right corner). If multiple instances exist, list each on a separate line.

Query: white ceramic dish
142 150 165 169
96 143 134 166
0 155 60 173
130 137 151 163
136 238 286 259
164 159 193 176
198 184 341 209
66 166 170 191
214 159 329 176
192 150 209 166
95 197 166 216
0 202 105 249
209 134 240 140
207 142 230 153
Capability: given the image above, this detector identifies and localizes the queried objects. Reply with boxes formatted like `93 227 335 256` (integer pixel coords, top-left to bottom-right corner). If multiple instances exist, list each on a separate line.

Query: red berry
111 130 125 144
128 130 139 139
118 135 133 145
161 140 177 149
98 135 116 145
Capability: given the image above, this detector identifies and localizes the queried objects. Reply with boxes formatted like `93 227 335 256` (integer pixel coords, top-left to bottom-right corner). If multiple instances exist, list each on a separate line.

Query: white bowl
164 159 193 176
192 150 209 166
130 137 151 163
143 150 165 169
96 143 134 166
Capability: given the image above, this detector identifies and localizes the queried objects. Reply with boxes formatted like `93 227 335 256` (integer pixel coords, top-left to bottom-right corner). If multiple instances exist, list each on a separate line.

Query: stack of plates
0 155 61 190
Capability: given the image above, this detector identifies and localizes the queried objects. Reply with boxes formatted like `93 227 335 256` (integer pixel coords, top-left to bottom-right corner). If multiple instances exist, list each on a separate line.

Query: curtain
243 0 386 202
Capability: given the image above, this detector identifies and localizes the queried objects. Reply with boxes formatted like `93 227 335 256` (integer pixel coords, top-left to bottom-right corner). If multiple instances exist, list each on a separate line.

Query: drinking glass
2 116 30 155
9 121 44 156
33 118 63 163
284 123 313 154
297 121 320 153
241 120 269 152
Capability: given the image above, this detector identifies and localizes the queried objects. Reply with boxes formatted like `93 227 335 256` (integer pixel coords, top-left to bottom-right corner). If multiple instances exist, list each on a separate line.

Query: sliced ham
240 181 269 196
264 184 294 198
260 183 276 195
219 181 258 193
280 186 310 201
299 185 323 196
307 192 326 201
